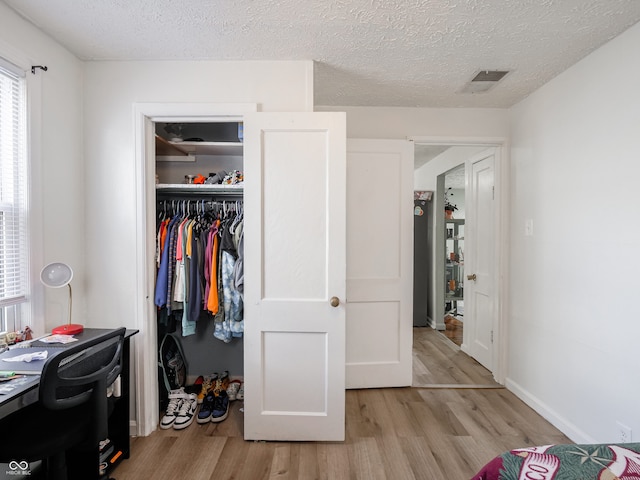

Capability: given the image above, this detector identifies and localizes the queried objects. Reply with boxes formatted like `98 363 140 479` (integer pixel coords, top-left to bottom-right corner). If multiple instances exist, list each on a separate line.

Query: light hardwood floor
113 328 570 480
412 326 499 388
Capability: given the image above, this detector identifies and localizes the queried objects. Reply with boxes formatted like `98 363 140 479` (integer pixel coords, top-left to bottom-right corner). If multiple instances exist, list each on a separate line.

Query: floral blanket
471 443 640 480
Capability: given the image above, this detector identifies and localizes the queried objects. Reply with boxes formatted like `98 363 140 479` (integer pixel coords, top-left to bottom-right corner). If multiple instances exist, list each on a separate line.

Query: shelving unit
445 218 464 314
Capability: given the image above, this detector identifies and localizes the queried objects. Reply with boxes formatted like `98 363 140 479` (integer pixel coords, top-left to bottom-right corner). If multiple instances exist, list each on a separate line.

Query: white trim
133 102 256 436
506 378 595 444
410 135 509 385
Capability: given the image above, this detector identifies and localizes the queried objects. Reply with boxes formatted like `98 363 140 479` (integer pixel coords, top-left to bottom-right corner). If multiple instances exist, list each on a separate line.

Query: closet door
243 112 346 441
345 139 414 388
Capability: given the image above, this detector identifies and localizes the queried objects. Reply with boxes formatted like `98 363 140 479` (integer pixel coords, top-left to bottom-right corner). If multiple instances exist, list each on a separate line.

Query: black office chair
0 328 126 480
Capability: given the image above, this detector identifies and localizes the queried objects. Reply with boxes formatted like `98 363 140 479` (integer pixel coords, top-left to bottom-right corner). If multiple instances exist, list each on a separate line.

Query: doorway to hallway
412 142 504 381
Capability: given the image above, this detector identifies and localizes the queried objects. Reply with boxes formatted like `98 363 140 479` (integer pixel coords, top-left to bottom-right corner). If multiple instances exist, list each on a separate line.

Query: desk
0 328 138 479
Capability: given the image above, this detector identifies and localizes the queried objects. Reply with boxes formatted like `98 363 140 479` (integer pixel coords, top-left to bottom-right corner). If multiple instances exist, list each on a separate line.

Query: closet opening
153 119 245 429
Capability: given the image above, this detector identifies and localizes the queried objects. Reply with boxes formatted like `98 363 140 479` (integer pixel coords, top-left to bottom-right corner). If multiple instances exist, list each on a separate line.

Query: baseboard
427 315 446 331
129 420 138 436
505 377 596 444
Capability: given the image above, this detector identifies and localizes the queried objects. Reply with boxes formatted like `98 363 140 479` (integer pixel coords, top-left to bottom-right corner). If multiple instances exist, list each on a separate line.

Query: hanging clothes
206 219 221 314
214 216 244 342
154 198 244 342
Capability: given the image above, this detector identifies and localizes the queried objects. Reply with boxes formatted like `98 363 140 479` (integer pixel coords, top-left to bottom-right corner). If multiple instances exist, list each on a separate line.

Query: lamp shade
40 262 83 335
40 263 73 288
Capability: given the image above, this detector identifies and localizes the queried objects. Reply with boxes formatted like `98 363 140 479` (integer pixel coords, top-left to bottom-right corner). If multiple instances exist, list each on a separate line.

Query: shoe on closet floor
197 373 217 404
185 375 204 395
226 379 242 401
211 390 230 423
160 388 187 429
212 371 229 396
197 392 216 424
236 383 244 401
173 393 198 430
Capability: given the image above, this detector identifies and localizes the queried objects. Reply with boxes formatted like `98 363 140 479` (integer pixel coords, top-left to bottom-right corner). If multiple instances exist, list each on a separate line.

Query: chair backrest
38 328 126 443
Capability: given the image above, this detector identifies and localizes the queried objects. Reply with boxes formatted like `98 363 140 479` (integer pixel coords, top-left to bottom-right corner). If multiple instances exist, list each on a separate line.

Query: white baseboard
427 315 446 331
505 377 596 444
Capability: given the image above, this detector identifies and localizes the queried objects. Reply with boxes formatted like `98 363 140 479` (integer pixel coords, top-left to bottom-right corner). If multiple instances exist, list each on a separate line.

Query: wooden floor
113 328 570 480
443 315 463 347
412 326 498 388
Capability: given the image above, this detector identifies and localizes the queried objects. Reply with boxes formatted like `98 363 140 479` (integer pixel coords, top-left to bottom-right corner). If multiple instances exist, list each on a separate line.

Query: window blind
0 60 28 311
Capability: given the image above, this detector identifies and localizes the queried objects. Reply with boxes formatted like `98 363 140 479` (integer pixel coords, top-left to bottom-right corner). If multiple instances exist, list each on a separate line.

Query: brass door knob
330 296 340 307
467 274 477 281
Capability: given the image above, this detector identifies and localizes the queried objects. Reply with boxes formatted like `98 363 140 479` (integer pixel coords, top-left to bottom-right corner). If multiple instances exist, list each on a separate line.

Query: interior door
463 148 496 370
345 139 414 388
243 112 346 441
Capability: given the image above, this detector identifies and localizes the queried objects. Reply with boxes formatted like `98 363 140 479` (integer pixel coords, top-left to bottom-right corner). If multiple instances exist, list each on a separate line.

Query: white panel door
243 112 346 441
345 139 414 388
463 148 496 371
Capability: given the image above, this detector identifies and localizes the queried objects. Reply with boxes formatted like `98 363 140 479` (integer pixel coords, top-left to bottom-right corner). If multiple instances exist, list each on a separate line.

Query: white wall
508 21 640 443
82 60 314 328
0 3 84 333
317 105 508 141
414 146 486 191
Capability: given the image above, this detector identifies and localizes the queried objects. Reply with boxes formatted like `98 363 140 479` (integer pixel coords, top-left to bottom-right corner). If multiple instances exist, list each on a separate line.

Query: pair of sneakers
197 371 230 423
196 371 230 403
160 387 198 430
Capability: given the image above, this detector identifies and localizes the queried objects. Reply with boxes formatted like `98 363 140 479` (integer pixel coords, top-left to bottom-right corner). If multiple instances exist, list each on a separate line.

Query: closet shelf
155 135 243 157
156 184 244 195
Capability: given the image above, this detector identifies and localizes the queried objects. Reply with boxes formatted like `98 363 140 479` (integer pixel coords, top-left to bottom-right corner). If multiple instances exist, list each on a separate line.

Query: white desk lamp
40 262 83 335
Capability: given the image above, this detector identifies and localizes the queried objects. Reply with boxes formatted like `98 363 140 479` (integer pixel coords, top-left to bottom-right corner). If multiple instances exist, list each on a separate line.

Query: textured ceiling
4 0 640 108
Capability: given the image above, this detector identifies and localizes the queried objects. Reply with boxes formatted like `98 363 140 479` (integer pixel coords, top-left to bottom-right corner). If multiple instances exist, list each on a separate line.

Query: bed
471 443 640 480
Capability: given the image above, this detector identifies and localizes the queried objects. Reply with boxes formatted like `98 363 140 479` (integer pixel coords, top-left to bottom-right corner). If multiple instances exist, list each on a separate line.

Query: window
0 58 28 334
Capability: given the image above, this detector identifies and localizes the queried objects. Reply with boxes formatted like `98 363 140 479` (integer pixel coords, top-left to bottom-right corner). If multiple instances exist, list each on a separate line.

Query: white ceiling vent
459 70 510 94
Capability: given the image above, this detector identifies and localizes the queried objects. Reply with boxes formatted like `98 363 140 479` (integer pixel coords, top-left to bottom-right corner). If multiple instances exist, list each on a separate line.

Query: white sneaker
236 383 244 401
173 393 198 430
160 388 186 429
226 380 242 401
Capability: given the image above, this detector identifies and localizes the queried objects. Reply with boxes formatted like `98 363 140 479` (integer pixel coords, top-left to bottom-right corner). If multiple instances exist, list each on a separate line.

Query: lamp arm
67 283 73 326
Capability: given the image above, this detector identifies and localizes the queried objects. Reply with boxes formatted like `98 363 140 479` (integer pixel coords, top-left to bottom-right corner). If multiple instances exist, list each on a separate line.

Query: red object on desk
51 323 84 335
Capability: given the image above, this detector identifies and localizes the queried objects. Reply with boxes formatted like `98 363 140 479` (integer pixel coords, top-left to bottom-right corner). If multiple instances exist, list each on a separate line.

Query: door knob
330 296 340 307
467 274 477 281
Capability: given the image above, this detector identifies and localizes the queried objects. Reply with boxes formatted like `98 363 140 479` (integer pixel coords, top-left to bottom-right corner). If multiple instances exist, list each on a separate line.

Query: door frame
132 102 257 436
411 136 509 384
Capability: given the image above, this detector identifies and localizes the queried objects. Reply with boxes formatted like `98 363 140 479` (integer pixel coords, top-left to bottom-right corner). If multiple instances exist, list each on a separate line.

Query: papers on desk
39 334 78 344
0 348 53 374
1 351 48 363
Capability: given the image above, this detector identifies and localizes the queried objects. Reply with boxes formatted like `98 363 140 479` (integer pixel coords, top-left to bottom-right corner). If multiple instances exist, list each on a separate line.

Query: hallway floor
443 314 463 347
412 326 499 388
